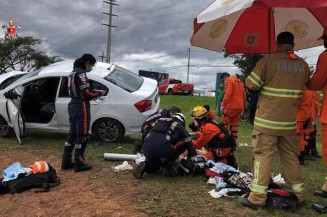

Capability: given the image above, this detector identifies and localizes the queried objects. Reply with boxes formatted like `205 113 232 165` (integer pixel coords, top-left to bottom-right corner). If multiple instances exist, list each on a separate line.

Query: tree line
0 36 61 74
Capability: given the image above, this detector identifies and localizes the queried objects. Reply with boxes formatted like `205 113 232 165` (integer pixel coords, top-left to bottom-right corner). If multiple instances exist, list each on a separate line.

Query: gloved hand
220 106 224 114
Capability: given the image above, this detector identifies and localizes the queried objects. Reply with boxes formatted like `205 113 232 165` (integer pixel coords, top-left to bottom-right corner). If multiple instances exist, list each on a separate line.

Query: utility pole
187 48 190 83
99 51 105 62
102 0 118 63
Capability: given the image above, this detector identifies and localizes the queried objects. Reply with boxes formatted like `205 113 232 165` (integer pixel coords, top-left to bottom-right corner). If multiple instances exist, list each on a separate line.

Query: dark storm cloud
1 0 322 91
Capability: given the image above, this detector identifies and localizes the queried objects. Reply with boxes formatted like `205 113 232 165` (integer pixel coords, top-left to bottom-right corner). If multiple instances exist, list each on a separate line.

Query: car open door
4 85 26 143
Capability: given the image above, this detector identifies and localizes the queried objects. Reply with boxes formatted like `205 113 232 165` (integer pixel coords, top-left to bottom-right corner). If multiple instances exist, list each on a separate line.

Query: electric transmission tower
102 0 118 63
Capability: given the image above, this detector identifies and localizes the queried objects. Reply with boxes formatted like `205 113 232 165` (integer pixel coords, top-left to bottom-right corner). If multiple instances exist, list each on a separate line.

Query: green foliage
224 53 264 81
0 36 61 73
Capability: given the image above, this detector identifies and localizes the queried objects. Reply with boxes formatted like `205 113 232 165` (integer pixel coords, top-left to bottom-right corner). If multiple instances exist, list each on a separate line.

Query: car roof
0 71 28 83
38 60 116 78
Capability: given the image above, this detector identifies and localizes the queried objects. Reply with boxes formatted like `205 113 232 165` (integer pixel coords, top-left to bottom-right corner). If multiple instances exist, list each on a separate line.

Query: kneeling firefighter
191 106 238 168
133 113 197 179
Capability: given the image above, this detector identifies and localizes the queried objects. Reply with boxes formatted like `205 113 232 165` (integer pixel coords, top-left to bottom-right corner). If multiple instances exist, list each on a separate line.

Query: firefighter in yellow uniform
239 32 310 209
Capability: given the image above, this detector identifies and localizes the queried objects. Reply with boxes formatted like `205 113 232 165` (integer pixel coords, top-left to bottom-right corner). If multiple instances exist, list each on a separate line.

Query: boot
74 145 92 172
311 149 322 158
61 142 75 170
304 144 317 161
133 161 147 179
313 204 327 214
239 197 264 210
313 190 327 198
74 161 93 172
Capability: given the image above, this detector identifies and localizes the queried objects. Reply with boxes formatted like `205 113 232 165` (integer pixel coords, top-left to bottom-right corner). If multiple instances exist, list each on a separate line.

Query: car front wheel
93 118 124 142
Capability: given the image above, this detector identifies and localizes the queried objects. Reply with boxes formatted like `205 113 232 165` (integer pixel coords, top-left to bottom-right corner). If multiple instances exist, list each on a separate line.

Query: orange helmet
30 161 49 174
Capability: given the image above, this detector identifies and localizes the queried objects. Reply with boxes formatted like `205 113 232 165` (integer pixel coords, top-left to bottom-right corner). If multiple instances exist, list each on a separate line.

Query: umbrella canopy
191 0 327 54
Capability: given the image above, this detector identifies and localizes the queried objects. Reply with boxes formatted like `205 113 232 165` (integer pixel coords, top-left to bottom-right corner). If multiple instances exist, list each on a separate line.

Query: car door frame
4 85 26 143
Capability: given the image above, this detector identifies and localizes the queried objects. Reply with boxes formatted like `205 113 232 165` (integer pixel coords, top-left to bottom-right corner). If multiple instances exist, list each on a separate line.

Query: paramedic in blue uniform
61 54 106 172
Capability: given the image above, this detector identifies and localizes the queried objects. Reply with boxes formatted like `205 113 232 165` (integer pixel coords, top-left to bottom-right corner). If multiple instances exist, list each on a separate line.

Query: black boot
313 204 327 214
74 144 92 172
313 190 327 198
311 150 322 158
74 161 93 172
133 161 147 179
61 142 75 170
304 143 317 161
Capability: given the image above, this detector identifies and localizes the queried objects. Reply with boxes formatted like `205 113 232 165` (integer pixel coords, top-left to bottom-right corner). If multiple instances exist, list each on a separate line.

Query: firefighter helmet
190 106 208 119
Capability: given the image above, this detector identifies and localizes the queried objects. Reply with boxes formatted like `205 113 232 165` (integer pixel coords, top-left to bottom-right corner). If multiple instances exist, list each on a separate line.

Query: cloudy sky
1 0 325 93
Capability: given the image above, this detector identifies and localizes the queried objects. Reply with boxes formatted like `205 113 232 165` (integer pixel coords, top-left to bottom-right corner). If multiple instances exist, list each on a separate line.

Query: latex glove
220 106 224 114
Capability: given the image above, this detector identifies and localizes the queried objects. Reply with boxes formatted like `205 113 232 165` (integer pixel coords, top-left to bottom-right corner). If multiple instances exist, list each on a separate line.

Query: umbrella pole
268 7 272 54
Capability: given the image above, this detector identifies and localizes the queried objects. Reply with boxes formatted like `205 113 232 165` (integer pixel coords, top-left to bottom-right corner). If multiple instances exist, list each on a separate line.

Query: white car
0 61 160 143
0 71 28 91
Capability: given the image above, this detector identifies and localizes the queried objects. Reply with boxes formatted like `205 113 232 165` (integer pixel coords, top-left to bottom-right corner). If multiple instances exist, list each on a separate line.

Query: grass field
1 95 327 216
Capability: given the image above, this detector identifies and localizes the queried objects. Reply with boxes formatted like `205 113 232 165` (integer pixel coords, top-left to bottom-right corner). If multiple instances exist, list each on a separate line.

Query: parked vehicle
0 71 28 91
158 78 194 95
138 70 169 83
0 61 160 143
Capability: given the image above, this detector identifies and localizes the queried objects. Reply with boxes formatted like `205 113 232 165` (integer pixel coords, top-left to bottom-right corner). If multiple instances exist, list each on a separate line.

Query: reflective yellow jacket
245 44 310 136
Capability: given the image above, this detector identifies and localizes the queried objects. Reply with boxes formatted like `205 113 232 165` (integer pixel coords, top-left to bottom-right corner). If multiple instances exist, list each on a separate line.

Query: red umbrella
191 0 327 54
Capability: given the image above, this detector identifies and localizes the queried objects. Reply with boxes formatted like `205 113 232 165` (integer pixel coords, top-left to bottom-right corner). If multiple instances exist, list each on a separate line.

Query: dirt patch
0 150 147 217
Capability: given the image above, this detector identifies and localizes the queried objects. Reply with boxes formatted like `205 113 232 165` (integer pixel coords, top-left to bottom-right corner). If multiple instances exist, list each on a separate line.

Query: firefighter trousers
322 123 327 167
248 129 305 205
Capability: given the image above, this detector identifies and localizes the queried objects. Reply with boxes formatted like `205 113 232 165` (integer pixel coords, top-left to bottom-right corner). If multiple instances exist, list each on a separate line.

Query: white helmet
173 113 185 125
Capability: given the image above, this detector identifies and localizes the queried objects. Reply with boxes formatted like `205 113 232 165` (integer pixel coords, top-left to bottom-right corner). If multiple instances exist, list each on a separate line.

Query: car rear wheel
93 118 124 142
168 89 173 95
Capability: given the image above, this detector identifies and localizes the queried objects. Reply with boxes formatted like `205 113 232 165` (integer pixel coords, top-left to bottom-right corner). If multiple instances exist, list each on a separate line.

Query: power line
118 0 199 16
119 9 199 22
121 0 198 15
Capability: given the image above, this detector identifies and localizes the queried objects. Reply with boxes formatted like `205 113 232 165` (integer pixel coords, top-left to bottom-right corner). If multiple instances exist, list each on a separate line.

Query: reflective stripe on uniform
251 183 268 195
261 86 303 98
248 72 263 88
254 117 297 130
291 182 304 193
252 158 260 184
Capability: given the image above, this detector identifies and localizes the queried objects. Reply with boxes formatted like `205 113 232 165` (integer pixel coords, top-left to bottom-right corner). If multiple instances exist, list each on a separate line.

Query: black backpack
179 155 207 176
266 189 299 212
0 163 60 194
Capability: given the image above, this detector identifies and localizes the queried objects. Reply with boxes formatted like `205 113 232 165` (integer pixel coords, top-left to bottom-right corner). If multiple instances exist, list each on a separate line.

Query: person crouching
190 106 238 168
133 113 197 179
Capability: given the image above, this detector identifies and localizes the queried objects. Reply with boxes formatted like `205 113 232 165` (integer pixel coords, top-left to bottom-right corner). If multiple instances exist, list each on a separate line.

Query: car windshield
0 74 26 90
14 69 41 84
104 66 143 92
